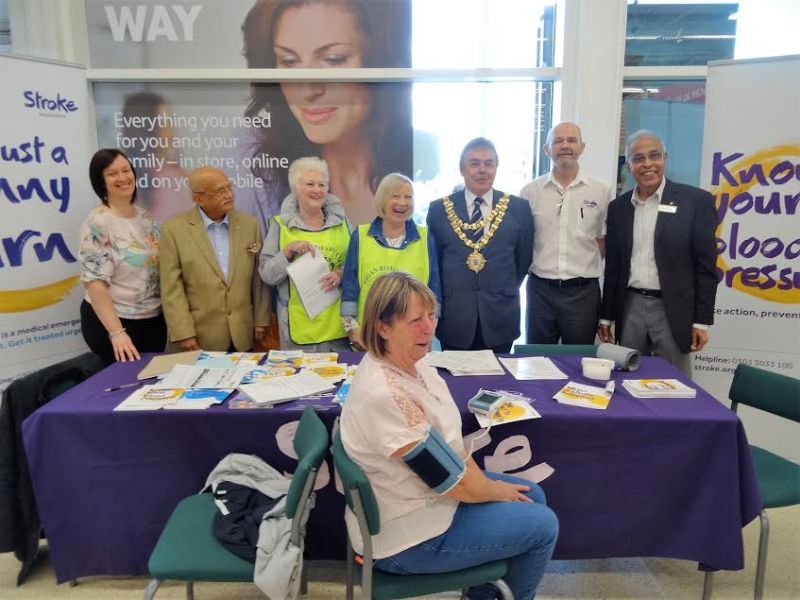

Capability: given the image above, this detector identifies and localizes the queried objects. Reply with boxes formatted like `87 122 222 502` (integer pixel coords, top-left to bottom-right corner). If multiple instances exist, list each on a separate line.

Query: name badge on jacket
658 204 677 214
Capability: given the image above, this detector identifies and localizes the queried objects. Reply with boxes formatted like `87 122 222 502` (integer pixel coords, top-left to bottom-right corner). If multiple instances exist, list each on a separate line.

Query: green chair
704 364 800 600
144 406 329 599
513 343 597 356
331 433 512 600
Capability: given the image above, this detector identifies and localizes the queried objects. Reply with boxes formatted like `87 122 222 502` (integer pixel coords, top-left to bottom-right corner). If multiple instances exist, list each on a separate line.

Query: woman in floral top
79 149 167 364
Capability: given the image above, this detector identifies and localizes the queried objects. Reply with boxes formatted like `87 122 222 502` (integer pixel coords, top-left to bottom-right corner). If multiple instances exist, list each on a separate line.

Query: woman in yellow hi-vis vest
340 173 441 350
259 157 352 351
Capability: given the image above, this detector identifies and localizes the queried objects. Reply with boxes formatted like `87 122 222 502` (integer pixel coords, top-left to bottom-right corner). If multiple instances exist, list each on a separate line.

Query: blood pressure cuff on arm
401 426 466 495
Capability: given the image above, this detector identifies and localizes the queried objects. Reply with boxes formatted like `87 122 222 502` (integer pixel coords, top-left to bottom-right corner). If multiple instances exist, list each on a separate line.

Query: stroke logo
23 90 79 114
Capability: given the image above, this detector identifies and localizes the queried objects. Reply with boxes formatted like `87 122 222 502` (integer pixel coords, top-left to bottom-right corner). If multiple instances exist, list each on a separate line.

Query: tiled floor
1 504 798 599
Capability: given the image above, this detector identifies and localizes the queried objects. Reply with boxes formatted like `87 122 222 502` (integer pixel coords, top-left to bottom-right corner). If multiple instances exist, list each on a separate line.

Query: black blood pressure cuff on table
401 426 466 494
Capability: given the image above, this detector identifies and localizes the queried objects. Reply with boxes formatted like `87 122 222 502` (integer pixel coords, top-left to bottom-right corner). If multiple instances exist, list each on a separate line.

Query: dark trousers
80 300 167 365
526 275 600 344
441 315 512 354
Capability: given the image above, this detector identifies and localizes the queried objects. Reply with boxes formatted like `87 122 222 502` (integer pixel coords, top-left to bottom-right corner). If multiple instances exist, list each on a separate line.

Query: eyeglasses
196 182 234 198
629 151 664 165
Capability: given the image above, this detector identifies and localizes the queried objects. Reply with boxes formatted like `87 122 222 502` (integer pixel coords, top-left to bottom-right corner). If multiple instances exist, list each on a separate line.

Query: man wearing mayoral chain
427 137 533 352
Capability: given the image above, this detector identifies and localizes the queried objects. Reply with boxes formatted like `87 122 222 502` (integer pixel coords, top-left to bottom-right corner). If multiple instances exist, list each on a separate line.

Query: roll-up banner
698 55 800 459
0 55 95 389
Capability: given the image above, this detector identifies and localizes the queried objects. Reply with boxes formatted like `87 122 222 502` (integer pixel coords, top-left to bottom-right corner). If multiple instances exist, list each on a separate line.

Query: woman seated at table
79 148 167 365
340 173 440 350
339 272 558 599
259 156 351 351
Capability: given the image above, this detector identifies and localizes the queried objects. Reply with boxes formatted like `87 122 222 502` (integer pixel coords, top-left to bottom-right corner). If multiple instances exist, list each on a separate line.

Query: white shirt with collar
464 188 493 235
198 207 231 281
628 176 665 291
520 167 611 279
624 177 707 331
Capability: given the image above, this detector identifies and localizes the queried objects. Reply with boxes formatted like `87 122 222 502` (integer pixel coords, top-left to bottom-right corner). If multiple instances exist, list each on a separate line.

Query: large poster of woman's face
88 0 412 230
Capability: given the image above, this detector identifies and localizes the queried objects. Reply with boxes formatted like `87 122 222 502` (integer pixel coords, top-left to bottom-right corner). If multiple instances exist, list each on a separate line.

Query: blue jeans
374 472 559 599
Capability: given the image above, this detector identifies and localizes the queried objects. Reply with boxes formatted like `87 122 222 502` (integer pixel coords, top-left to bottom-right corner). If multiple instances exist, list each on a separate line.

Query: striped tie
470 197 484 240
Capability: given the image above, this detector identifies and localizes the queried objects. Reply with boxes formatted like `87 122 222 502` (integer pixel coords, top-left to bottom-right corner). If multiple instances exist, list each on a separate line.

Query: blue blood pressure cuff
401 426 465 495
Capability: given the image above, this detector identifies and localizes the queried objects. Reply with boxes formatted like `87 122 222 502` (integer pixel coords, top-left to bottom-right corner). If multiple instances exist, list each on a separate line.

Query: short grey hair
288 156 329 196
374 172 414 217
625 130 665 162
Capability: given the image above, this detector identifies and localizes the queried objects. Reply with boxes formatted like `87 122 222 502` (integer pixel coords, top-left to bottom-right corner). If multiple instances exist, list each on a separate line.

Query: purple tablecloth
22 352 761 583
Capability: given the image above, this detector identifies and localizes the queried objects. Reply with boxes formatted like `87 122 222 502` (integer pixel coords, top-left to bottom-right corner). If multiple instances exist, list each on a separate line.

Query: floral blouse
79 205 161 319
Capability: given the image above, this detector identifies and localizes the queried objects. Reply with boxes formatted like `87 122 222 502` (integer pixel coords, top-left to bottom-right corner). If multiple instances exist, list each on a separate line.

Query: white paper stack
423 350 505 376
498 356 567 380
622 379 697 398
238 371 336 406
285 251 339 318
157 364 245 390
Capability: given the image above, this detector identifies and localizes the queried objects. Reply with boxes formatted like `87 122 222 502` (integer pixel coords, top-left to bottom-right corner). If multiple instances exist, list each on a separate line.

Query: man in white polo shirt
520 122 612 344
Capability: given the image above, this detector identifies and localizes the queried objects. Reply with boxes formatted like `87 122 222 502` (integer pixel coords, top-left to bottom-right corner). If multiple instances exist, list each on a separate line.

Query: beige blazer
159 207 271 351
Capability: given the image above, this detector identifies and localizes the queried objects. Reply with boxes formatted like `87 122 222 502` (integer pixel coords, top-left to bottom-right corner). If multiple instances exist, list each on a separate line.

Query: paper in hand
285 251 340 319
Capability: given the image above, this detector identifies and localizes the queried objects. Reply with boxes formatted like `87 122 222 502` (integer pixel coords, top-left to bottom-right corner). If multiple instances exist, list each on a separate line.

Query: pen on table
104 381 145 392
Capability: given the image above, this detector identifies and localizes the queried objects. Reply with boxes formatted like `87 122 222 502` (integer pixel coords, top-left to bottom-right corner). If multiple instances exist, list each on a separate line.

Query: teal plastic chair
144 406 329 599
513 343 597 356
704 364 800 600
331 433 512 600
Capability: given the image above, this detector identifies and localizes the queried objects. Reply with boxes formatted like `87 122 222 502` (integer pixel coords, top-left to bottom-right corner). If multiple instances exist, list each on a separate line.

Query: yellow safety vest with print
275 216 349 344
356 223 430 324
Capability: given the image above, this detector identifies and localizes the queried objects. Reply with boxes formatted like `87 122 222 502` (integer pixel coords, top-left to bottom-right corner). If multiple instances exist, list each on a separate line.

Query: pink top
340 352 463 558
79 205 161 319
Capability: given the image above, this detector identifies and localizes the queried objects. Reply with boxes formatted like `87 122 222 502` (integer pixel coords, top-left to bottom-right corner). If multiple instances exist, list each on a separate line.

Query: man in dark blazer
598 130 718 375
427 137 533 353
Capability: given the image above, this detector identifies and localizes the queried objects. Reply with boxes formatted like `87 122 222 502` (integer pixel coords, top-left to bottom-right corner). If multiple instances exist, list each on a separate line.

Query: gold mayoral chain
443 194 510 272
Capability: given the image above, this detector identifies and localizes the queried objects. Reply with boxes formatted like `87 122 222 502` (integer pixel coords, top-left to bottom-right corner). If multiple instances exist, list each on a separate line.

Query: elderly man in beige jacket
160 167 271 351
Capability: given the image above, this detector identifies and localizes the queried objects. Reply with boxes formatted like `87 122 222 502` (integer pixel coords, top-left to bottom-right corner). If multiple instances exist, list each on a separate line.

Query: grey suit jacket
426 189 533 349
601 178 718 353
159 207 271 351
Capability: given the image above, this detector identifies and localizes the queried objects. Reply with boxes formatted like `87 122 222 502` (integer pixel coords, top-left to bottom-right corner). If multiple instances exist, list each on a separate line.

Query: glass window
413 0 556 68
626 0 800 66
625 1 738 66
619 80 706 192
412 81 553 221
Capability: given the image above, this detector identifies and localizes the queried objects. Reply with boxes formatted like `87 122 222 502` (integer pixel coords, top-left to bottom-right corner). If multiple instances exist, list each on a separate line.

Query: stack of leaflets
195 351 266 368
553 381 614 410
497 356 567 380
474 396 541 428
302 363 348 383
114 386 231 411
238 371 336 406
158 364 245 390
267 350 304 368
423 350 505 376
301 352 339 365
622 378 696 398
238 367 296 384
